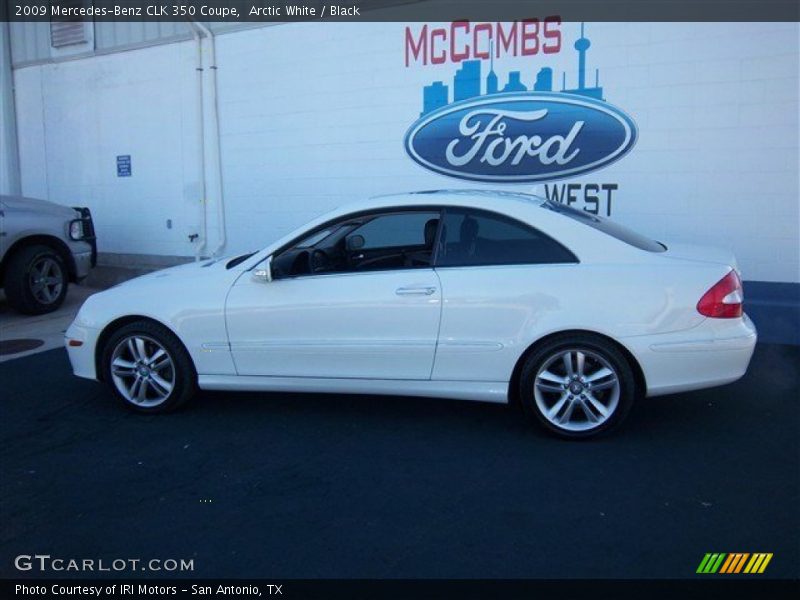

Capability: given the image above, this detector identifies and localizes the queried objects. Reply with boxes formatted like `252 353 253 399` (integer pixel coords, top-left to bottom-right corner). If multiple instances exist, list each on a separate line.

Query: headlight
69 219 85 240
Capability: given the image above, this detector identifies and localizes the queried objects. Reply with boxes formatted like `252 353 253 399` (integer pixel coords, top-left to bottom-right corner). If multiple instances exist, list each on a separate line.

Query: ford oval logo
404 92 638 183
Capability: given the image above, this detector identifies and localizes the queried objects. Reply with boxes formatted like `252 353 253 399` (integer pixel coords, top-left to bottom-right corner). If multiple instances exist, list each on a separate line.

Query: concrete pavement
0 285 99 362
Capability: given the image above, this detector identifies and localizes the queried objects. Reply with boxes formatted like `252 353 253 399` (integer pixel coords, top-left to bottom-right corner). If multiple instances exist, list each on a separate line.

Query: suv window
543 201 666 252
436 209 577 267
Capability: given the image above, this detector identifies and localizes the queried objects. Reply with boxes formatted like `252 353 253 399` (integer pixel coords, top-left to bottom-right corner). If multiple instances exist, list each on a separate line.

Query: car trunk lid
662 242 739 272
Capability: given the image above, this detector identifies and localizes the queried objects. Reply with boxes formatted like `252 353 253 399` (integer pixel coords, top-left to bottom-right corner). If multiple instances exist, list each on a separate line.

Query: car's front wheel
519 334 636 439
102 320 197 413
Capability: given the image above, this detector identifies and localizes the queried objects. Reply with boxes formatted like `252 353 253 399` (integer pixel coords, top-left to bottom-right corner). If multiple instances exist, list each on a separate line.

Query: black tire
101 320 197 414
519 333 636 439
4 244 69 315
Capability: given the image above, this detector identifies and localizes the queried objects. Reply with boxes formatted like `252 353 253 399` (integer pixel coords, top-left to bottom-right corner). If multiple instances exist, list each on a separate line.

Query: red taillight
697 270 743 318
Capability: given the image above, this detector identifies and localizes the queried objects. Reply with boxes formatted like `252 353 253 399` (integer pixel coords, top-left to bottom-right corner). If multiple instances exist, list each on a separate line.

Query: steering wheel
404 250 430 267
309 249 330 273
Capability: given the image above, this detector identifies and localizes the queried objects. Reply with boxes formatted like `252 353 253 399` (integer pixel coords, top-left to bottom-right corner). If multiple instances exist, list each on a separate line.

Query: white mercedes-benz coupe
66 191 756 438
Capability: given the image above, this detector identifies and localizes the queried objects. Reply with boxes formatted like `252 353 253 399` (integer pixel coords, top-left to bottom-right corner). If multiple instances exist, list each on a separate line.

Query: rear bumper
624 314 757 397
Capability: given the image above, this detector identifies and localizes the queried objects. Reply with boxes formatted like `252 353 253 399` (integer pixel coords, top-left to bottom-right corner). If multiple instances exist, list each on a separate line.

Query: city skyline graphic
421 23 605 116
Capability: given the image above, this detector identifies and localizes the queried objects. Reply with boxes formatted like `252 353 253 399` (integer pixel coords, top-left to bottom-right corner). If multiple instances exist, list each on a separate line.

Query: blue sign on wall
116 155 131 177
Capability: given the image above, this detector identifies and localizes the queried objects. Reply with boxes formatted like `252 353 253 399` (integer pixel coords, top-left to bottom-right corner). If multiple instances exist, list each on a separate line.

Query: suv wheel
4 244 69 314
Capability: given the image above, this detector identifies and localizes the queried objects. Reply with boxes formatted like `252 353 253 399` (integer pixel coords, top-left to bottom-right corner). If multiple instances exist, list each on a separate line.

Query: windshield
296 227 336 248
226 252 257 269
542 202 666 252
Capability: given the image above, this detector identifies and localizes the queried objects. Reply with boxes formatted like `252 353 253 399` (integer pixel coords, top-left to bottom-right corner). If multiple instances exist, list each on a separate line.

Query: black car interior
269 206 577 279
438 211 578 266
271 212 441 278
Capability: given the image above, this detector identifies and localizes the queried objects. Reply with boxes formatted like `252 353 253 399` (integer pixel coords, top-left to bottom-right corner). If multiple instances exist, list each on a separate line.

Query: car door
225 209 443 380
431 207 579 382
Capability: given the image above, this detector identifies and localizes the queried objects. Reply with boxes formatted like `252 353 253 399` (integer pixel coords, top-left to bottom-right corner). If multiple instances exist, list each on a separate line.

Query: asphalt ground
1 344 798 579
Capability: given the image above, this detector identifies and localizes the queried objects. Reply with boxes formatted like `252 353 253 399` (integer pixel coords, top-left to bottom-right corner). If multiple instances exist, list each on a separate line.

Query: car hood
0 195 79 218
73 256 249 331
117 258 233 287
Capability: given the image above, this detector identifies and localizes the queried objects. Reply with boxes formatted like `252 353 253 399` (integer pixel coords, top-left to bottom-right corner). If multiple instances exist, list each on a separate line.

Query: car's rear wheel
4 244 68 314
519 334 636 439
102 320 197 413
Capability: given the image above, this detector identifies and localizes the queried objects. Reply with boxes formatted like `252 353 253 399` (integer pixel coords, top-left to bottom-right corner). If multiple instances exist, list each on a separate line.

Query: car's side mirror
252 257 273 283
346 235 365 251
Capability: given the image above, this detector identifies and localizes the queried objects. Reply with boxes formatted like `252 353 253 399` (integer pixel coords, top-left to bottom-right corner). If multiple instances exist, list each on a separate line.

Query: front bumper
72 206 97 267
72 248 94 281
624 314 758 397
65 322 101 380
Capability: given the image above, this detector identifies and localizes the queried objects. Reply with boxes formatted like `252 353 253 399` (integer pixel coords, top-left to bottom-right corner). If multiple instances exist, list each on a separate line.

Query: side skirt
197 375 509 404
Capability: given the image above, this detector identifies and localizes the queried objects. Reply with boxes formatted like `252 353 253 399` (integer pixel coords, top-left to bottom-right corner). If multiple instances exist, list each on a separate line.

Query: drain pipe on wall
0 21 22 196
189 22 207 261
191 21 227 258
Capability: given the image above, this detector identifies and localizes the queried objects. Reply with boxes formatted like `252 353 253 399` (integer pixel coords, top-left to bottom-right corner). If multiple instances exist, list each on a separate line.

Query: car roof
317 189 548 219
371 189 548 208
290 189 553 232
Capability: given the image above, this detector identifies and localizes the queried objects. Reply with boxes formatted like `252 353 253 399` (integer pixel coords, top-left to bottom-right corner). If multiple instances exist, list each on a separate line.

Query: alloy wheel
110 335 176 407
29 257 64 305
533 348 621 432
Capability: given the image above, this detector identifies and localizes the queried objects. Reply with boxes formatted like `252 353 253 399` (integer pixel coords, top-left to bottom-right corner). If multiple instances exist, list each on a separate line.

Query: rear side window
543 201 666 252
436 209 577 267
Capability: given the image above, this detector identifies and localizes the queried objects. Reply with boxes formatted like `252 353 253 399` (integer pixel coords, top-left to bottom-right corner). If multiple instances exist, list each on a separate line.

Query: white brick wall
13 22 800 283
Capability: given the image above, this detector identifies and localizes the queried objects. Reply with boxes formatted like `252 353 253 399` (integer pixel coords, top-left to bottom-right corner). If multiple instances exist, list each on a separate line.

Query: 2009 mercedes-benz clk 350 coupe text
66 191 757 438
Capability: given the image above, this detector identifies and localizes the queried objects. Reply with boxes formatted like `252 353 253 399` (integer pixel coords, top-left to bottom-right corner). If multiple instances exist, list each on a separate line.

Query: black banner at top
2 0 800 22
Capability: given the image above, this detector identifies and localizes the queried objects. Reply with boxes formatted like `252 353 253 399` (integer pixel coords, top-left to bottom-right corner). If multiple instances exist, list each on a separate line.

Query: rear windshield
543 202 666 252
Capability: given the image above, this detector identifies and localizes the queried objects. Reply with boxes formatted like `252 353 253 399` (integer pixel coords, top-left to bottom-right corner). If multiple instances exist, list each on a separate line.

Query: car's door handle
395 286 437 296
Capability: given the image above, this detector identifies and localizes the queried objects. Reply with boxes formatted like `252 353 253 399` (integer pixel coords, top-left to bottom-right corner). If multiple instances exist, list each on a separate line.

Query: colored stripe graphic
720 553 750 573
696 554 713 573
743 553 773 574
733 553 751 573
697 553 727 573
699 552 773 574
719 554 735 573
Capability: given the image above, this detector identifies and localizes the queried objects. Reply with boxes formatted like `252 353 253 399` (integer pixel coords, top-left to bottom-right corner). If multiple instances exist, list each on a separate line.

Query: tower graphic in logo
420 23 606 116
405 23 638 183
